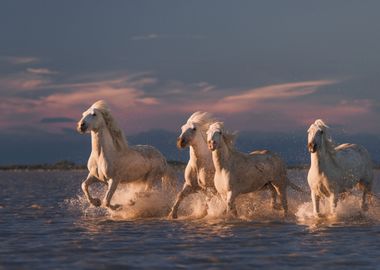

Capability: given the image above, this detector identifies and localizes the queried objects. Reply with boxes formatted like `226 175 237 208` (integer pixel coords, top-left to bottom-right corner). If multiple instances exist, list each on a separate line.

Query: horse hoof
91 198 101 207
109 204 122 211
226 210 238 219
168 211 178 219
271 203 282 211
128 200 136 206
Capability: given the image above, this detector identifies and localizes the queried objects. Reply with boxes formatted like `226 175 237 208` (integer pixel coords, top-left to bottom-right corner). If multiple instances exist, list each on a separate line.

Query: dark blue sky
1 1 380 164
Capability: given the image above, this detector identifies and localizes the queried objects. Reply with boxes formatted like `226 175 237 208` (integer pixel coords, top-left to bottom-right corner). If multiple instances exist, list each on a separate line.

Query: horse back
131 145 165 160
240 149 286 178
333 143 373 185
335 143 372 167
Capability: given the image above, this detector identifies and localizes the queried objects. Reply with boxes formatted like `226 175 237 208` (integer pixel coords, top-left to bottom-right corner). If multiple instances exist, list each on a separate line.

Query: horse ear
314 119 329 129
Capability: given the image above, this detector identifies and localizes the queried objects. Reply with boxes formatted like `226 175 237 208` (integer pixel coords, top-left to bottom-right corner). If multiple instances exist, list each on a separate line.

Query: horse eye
320 130 324 134
92 113 96 117
192 127 196 131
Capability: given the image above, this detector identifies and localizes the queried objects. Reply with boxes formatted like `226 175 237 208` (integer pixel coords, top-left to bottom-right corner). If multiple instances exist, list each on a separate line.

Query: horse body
78 100 175 210
307 119 373 217
168 112 217 219
207 122 289 216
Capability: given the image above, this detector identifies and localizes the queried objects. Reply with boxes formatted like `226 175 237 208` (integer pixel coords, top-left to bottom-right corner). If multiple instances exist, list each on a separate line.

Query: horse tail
287 177 309 194
162 164 178 193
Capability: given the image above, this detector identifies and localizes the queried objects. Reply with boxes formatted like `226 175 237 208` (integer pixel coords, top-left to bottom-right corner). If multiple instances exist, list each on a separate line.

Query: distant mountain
130 129 380 166
0 129 379 166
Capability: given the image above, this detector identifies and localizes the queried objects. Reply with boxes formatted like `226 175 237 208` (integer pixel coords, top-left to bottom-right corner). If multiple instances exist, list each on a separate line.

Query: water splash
64 169 380 226
296 193 380 228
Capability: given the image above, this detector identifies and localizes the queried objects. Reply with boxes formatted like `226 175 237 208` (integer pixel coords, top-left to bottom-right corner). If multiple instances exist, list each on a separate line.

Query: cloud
0 71 161 133
131 33 205 41
40 117 76 124
27 68 58 75
0 73 51 91
0 56 39 65
131 33 160 41
210 80 338 113
0 73 377 135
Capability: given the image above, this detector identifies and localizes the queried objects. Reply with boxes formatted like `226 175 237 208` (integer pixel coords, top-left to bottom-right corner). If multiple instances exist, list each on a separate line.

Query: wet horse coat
307 119 373 217
77 100 176 210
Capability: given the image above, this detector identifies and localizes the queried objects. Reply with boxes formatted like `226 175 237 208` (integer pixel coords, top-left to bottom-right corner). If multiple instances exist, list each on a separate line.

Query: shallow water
1 170 380 269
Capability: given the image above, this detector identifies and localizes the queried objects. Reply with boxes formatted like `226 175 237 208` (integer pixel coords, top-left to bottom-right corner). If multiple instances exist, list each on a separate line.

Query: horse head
177 111 215 149
307 119 328 153
177 121 198 148
77 100 108 134
206 122 224 151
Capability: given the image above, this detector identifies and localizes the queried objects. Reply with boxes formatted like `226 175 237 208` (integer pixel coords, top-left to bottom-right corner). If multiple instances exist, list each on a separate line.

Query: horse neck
91 127 117 157
212 138 231 172
311 143 336 173
189 132 213 167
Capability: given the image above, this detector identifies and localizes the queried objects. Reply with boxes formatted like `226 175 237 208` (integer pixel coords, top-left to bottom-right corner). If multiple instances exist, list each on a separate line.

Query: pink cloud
0 76 50 90
26 68 58 75
0 56 39 65
0 74 377 135
209 79 338 113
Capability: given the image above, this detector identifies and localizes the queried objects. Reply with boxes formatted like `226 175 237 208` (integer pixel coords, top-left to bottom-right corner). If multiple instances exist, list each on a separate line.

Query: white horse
207 122 291 216
307 119 373 217
77 100 176 210
168 111 217 219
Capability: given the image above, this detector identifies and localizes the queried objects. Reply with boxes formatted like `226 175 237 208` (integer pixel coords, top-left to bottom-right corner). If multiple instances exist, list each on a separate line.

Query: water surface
1 170 380 269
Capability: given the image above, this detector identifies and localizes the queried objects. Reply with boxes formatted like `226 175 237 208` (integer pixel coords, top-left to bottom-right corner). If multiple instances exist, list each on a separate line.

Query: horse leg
311 191 321 218
168 184 195 219
329 193 338 216
271 183 288 216
268 183 280 210
360 180 372 212
226 190 238 217
81 175 101 207
278 185 288 216
103 178 122 210
197 189 215 219
162 165 177 192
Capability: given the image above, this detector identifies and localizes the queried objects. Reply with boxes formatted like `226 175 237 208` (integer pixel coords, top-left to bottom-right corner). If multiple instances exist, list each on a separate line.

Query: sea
1 169 380 269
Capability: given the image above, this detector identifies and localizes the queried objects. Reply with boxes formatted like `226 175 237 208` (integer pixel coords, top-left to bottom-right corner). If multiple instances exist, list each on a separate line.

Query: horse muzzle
176 137 188 149
208 140 217 151
77 122 87 134
308 143 317 153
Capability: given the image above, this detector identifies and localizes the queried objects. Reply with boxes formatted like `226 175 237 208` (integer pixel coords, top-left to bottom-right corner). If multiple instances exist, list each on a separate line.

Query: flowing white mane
309 119 335 154
91 100 128 151
187 111 217 133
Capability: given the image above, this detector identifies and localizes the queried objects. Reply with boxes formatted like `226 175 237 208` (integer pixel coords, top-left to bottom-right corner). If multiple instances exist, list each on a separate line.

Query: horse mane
91 100 128 151
187 111 217 133
313 119 336 155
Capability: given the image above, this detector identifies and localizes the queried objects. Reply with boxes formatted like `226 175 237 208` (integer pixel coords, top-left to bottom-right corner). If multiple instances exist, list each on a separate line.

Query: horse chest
88 155 113 182
214 170 230 194
308 171 333 197
196 168 214 188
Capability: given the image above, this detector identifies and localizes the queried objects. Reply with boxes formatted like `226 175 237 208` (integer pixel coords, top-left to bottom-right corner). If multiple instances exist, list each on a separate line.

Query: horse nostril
77 122 87 133
308 142 317 152
177 137 186 148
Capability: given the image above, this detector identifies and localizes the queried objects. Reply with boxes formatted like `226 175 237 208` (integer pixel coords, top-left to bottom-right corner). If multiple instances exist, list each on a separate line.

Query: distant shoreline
0 160 379 171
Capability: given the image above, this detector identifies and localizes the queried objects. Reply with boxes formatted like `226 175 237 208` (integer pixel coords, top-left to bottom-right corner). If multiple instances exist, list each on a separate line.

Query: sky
1 1 380 164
